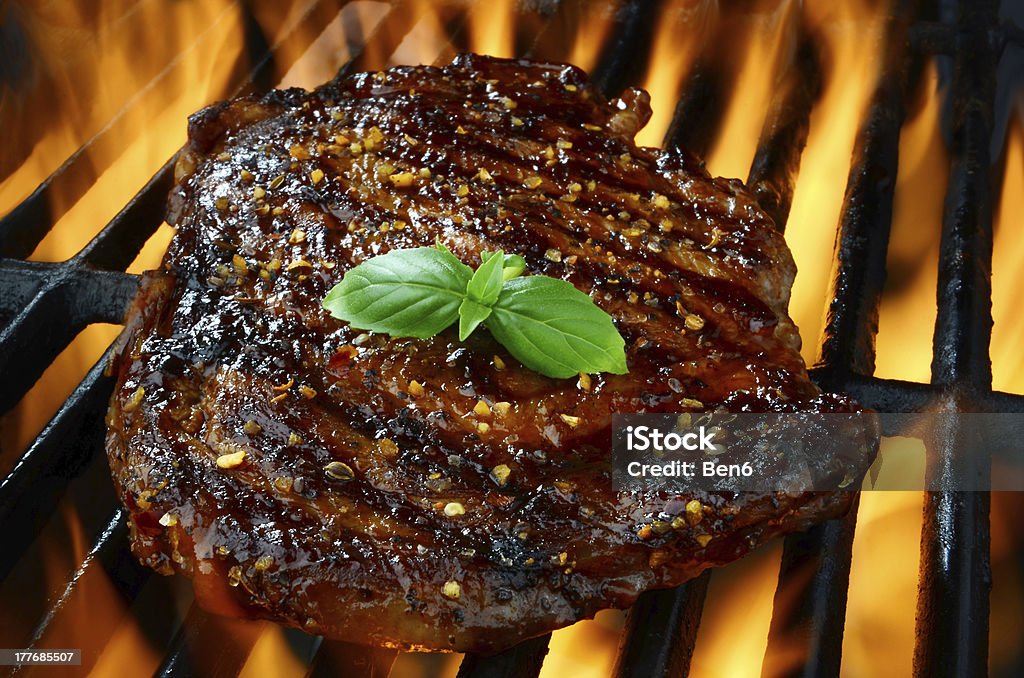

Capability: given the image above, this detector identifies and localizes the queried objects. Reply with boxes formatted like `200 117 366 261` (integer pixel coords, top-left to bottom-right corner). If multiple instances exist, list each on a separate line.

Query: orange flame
784 1 888 366
388 2 455 69
873 63 947 383
468 0 516 59
689 544 782 676
540 610 624 677
705 2 796 179
0 0 252 457
841 491 925 675
560 4 617 74
991 112 1024 393
633 2 713 148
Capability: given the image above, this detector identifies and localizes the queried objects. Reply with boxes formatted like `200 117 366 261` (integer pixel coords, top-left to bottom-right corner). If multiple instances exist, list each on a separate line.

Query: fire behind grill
0 0 1022 676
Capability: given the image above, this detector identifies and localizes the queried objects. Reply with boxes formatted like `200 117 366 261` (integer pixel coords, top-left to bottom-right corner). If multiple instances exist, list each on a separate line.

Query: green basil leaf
482 250 527 281
458 298 492 341
500 255 527 281
322 247 472 339
485 276 628 378
467 249 505 306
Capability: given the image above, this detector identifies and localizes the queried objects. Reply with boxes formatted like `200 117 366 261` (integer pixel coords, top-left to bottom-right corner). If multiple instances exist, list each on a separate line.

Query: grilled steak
105 54 874 653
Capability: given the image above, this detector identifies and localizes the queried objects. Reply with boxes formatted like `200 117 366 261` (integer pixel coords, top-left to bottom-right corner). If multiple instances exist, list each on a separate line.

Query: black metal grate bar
1006 20 1024 47
456 634 552 678
0 260 44 318
665 2 805 174
428 9 474 67
590 0 664 98
909 21 956 54
816 1 920 379
915 0 1000 675
746 30 822 231
12 261 139 316
526 0 599 63
762 501 860 678
0 265 139 413
305 640 398 678
431 2 557 68
663 56 723 159
154 607 268 678
611 572 709 678
0 351 117 578
334 0 422 78
809 370 1024 414
929 3 998 392
761 2 921 675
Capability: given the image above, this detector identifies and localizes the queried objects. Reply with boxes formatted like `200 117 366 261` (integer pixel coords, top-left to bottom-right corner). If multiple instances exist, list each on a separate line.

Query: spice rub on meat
105 54 875 653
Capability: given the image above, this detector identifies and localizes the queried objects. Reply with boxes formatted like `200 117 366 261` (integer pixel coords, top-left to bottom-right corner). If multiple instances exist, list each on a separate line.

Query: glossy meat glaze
105 55 873 652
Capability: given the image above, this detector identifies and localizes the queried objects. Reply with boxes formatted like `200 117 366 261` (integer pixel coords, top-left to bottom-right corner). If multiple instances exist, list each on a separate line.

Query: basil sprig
322 244 628 379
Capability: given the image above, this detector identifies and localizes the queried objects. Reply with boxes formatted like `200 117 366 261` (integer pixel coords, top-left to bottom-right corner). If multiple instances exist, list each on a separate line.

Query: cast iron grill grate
0 0 1021 676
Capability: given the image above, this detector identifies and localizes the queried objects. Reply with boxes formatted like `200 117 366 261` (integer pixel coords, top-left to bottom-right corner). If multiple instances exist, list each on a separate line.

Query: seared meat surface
106 54 873 653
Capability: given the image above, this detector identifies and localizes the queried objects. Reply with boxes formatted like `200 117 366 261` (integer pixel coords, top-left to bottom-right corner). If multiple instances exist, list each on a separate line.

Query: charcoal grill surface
1 1 1022 676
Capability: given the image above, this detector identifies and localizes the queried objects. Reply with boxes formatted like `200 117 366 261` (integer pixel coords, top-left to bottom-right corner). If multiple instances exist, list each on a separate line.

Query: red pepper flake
327 345 359 374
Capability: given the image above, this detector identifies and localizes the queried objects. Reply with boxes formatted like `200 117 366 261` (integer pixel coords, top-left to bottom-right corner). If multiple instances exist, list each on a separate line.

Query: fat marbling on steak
105 54 874 653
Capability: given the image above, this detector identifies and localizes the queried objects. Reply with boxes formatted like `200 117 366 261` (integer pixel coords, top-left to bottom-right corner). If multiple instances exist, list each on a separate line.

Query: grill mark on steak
106 54 874 653
310 181 786 369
